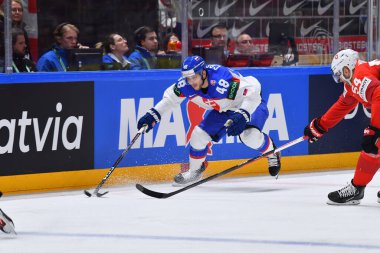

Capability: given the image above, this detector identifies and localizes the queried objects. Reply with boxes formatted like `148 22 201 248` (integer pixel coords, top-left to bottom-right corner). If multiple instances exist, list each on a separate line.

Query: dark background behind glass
37 0 158 56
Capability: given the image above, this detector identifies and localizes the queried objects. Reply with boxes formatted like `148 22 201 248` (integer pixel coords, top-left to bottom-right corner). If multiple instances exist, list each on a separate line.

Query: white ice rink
1 169 380 253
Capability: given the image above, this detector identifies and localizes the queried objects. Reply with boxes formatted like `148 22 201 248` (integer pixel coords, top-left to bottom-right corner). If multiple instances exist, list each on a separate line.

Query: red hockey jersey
320 59 380 131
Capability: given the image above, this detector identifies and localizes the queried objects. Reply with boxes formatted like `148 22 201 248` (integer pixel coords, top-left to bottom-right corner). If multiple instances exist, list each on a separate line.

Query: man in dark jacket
12 27 36 72
128 26 161 70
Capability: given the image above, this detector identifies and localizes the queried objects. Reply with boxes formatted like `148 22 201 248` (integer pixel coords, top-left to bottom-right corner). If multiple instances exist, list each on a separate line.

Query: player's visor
332 71 341 83
182 69 196 78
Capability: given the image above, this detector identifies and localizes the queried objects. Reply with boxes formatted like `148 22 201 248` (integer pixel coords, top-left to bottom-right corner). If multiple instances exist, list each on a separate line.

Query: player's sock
353 152 380 186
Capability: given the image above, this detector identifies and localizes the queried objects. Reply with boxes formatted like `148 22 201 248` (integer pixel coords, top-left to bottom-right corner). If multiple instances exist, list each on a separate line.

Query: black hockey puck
83 190 92 197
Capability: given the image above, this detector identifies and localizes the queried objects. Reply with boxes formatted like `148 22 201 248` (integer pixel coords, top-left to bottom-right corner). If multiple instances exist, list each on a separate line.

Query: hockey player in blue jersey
137 55 281 186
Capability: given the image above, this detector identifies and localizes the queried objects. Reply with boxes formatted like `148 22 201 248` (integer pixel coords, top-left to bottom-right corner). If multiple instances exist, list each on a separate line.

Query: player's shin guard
0 209 16 234
352 151 380 186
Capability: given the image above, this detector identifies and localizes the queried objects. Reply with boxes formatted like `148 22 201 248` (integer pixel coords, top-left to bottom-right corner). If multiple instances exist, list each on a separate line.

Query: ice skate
0 209 16 235
377 191 380 204
267 141 281 177
327 180 365 205
173 161 207 187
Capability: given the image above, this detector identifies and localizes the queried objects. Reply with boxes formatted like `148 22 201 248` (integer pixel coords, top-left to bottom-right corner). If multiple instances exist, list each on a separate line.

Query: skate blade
0 223 16 235
172 181 192 187
5 226 17 235
171 177 202 187
326 199 361 205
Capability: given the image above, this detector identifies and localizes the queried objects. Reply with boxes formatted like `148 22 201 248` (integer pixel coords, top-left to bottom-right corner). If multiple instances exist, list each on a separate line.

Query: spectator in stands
156 32 181 69
0 0 32 60
99 33 131 70
162 32 181 55
36 22 88 72
268 22 298 66
210 24 228 48
12 27 36 72
158 0 181 36
234 33 254 55
128 26 162 70
210 24 230 55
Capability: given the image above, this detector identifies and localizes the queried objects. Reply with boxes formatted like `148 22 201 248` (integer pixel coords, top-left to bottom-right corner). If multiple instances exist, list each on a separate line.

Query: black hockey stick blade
136 136 307 199
95 191 109 197
84 189 109 198
84 125 147 198
136 184 169 198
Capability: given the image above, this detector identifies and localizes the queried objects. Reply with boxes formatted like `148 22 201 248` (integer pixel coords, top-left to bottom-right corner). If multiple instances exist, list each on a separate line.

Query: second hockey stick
84 125 147 197
136 136 307 199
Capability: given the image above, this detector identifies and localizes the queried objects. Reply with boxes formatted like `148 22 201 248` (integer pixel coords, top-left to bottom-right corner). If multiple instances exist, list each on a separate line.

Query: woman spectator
36 22 88 72
100 33 131 70
0 0 32 60
12 27 36 72
162 32 181 55
157 32 181 69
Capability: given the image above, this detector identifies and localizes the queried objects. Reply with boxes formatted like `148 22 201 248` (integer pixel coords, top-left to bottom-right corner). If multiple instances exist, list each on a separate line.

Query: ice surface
1 169 379 253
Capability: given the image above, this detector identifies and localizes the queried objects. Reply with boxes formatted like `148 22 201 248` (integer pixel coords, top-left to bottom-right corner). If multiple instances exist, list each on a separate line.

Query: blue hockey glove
226 109 250 136
362 125 380 154
137 108 161 133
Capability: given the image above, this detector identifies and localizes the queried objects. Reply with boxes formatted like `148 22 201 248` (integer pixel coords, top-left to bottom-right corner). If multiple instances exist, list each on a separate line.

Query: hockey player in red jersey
304 49 380 205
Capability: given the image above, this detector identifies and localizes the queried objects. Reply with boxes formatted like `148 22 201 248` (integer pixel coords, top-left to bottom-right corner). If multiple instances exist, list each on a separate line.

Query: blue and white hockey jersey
154 64 263 117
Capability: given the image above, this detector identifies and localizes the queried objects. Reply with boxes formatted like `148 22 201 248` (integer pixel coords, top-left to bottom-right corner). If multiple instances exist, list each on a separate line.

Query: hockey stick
136 136 307 199
84 125 147 197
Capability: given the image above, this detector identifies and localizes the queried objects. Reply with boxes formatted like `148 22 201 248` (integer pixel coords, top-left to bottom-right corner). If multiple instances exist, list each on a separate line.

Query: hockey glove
361 125 380 154
137 108 161 133
304 117 326 143
227 109 250 136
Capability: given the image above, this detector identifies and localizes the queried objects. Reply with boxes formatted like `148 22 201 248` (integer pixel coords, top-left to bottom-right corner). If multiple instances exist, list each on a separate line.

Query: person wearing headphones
36 22 88 72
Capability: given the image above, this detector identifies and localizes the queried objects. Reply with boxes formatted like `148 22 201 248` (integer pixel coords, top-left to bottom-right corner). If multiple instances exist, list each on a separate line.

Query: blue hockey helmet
181 55 205 78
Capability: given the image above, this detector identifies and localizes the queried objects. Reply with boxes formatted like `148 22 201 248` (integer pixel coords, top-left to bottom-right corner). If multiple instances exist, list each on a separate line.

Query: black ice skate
267 140 281 178
327 180 365 205
173 161 207 187
0 209 16 235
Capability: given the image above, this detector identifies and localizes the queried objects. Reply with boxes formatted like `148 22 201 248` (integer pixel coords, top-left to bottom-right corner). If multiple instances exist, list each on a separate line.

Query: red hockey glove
304 118 327 143
362 126 380 155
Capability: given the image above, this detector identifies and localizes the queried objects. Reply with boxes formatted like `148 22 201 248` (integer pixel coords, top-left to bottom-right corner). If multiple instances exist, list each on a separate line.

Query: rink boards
0 67 368 193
